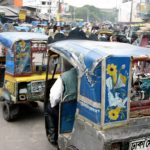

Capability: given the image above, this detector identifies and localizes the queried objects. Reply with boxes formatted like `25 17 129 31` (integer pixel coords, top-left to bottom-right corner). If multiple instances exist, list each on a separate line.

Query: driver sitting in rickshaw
47 59 77 144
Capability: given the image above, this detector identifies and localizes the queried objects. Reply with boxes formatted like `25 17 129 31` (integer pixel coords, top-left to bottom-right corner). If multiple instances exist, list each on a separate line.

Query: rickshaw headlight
111 142 121 150
19 88 27 101
19 94 26 101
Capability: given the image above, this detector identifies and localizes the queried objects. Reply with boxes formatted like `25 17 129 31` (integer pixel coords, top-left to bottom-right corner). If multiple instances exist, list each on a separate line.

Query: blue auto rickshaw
44 40 150 150
0 32 49 121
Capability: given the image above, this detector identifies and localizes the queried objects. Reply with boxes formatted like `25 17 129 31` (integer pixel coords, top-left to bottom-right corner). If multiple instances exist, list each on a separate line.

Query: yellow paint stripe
5 73 60 82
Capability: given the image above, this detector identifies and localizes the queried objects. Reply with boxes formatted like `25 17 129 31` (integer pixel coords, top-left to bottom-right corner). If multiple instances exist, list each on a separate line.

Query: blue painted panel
78 101 101 124
6 61 14 74
104 56 130 124
6 49 14 74
80 63 101 103
60 100 77 133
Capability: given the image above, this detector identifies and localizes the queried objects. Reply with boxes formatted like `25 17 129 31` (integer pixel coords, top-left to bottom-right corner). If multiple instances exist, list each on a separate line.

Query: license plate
129 137 150 150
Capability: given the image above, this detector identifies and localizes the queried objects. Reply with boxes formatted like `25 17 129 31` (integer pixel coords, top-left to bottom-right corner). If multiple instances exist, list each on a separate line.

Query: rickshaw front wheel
2 102 19 121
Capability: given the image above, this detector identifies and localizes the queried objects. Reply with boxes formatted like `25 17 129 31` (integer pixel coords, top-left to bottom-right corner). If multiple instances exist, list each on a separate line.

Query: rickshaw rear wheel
2 102 19 121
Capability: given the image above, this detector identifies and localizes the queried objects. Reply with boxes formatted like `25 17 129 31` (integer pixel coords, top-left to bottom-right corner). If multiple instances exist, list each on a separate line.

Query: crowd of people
0 20 137 44
46 22 131 43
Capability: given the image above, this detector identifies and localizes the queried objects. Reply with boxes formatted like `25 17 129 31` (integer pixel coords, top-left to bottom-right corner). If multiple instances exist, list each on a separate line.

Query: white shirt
49 77 64 108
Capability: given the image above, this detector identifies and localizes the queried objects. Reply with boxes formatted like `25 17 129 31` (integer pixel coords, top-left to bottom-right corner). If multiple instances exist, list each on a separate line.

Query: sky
64 0 121 9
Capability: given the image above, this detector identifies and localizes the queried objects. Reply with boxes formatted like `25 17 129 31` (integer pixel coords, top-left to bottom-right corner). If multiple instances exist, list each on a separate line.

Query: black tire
2 102 19 121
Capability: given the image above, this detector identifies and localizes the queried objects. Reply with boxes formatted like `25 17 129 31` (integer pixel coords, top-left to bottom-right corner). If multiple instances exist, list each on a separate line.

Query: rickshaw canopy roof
50 40 150 59
49 40 150 72
0 32 48 48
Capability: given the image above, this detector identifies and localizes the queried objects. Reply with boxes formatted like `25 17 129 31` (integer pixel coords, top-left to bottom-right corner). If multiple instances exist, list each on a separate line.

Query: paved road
0 101 57 150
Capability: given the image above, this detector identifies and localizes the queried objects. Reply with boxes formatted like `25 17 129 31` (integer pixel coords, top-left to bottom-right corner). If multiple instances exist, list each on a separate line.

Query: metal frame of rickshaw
44 40 150 150
0 32 49 121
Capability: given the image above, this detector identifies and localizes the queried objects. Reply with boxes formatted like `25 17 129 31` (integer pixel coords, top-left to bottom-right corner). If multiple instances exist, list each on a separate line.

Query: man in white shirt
47 61 77 144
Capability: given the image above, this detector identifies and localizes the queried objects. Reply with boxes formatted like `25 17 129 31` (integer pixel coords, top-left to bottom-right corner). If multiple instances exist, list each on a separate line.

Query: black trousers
47 102 59 144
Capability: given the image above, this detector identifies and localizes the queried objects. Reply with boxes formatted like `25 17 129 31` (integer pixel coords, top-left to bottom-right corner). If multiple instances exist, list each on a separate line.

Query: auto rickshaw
44 40 150 150
0 32 49 121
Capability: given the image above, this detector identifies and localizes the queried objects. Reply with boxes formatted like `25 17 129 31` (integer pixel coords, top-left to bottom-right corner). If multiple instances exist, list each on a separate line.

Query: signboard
23 0 36 6
19 10 27 21
118 0 142 22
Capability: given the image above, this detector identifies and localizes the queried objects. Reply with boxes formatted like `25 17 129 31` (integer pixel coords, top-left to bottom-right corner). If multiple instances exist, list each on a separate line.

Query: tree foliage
69 5 118 23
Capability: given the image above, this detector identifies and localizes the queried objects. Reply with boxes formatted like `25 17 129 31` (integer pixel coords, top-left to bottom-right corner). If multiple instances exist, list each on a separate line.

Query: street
0 101 57 150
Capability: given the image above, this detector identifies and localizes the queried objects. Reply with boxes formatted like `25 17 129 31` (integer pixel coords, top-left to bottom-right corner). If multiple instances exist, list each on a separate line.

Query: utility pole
57 0 61 22
129 0 134 37
130 0 134 23
49 0 51 23
73 7 76 22
58 0 61 13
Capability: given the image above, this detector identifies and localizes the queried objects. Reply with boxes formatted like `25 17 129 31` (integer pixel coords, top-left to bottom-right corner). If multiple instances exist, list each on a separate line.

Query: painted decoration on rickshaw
6 49 15 74
15 40 31 75
104 57 130 124
80 66 101 103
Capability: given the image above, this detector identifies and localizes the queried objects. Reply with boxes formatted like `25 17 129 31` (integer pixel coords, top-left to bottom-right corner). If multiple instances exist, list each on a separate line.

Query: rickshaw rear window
31 41 47 73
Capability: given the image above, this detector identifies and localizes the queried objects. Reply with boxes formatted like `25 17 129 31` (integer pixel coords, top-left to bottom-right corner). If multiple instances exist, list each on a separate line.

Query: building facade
118 0 150 23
